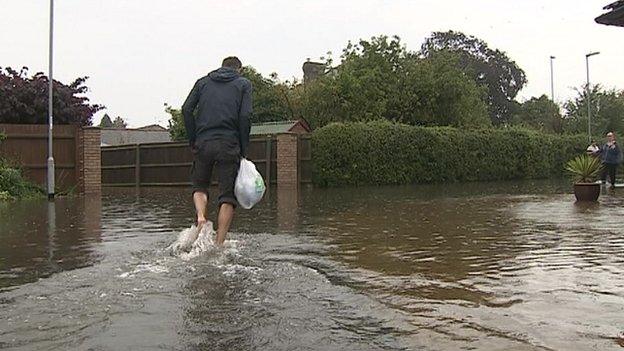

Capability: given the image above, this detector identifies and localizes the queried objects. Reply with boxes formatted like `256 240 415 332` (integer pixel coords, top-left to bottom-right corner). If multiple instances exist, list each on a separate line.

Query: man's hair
222 56 242 69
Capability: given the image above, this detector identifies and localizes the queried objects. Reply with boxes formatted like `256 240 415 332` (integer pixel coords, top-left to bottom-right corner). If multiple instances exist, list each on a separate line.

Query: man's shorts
191 138 240 207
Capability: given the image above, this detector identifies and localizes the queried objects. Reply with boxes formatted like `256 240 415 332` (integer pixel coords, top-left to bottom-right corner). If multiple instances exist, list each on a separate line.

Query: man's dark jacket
182 67 252 156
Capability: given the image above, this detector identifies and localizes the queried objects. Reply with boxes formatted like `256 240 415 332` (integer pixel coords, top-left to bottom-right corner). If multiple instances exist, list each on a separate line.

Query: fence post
265 136 272 187
297 135 302 185
135 144 141 188
76 126 83 193
77 127 102 194
277 133 299 189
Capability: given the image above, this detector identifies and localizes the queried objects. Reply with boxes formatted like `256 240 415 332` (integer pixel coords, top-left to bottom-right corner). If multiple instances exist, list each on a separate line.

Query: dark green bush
0 158 44 200
312 121 587 186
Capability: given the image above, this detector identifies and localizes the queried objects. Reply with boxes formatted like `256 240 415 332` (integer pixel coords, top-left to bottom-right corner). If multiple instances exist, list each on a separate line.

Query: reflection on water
0 197 102 288
1 180 624 350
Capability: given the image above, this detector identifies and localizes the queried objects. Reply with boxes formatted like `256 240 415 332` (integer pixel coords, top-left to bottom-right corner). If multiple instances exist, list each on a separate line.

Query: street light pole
47 0 55 200
550 56 556 101
586 51 600 144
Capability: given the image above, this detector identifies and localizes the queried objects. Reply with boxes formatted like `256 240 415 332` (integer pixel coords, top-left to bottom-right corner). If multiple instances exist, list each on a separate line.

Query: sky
1 0 623 128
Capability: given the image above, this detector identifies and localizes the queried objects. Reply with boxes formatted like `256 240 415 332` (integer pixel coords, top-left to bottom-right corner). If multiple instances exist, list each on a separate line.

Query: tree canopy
301 35 490 129
111 116 127 129
420 30 527 125
563 85 624 138
0 66 102 126
99 114 113 128
512 95 563 133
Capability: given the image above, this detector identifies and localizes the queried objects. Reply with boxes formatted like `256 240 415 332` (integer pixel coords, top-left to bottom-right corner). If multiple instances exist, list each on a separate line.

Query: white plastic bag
234 158 266 209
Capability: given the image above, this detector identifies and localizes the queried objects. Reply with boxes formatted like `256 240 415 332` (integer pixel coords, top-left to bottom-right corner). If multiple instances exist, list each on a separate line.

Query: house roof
136 124 167 131
100 128 171 146
250 120 311 135
596 1 624 26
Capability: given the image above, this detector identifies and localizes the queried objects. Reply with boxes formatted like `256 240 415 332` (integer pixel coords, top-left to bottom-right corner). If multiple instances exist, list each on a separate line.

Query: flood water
1 181 624 350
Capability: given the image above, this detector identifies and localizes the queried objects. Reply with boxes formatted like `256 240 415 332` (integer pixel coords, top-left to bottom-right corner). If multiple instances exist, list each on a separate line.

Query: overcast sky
2 0 623 127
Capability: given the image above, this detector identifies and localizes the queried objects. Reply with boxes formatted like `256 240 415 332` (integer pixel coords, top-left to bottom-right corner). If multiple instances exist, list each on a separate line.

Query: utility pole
47 0 55 200
586 51 600 143
550 56 556 101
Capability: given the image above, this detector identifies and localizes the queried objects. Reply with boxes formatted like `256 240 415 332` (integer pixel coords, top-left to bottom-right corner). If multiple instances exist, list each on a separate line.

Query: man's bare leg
193 191 208 228
216 203 235 246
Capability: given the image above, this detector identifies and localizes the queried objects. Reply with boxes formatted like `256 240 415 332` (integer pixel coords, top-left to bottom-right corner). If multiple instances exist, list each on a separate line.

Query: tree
563 85 624 138
241 67 294 123
420 30 527 125
99 114 113 128
165 104 185 141
300 35 489 129
395 51 489 128
0 66 103 126
111 116 127 129
512 95 563 133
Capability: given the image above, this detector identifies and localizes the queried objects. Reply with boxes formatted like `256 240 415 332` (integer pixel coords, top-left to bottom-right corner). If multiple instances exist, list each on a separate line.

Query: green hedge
312 121 587 186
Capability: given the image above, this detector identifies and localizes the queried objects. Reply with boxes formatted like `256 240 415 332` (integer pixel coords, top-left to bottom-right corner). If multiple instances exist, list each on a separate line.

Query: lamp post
549 56 556 101
586 51 600 143
47 0 55 200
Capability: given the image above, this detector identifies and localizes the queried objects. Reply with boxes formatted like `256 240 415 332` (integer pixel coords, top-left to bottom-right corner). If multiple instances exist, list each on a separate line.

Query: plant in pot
565 154 603 202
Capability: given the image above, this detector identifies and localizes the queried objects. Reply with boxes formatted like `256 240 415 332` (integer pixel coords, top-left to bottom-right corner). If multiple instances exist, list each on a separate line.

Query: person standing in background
600 132 622 187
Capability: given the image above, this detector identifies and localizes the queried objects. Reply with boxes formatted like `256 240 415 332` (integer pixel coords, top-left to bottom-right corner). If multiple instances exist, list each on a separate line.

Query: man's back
182 66 252 157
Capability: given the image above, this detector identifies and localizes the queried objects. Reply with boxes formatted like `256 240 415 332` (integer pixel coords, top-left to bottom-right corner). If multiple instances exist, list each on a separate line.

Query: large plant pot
573 183 601 202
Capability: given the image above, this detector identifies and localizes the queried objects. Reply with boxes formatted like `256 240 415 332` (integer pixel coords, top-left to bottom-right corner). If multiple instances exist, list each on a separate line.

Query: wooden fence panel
299 135 312 184
101 136 290 187
101 135 304 187
0 124 78 190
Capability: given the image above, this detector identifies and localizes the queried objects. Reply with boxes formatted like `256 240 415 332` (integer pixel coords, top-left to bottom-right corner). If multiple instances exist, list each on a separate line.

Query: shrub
0 158 43 199
566 155 603 183
0 66 103 126
312 121 587 186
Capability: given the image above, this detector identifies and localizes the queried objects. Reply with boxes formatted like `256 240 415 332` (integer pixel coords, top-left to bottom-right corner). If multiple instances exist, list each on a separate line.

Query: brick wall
276 133 299 189
77 127 102 194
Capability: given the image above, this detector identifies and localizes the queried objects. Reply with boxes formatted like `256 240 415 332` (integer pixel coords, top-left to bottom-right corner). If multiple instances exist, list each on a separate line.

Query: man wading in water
182 56 252 246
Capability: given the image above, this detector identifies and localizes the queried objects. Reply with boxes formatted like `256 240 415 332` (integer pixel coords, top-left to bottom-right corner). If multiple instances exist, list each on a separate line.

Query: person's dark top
182 67 252 157
600 142 622 164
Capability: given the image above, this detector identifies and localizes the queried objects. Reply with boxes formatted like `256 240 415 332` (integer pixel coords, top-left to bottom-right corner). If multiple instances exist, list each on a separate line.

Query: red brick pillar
77 127 102 194
276 133 299 189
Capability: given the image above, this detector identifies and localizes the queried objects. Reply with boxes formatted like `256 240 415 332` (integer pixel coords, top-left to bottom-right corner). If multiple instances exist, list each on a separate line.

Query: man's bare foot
197 216 207 229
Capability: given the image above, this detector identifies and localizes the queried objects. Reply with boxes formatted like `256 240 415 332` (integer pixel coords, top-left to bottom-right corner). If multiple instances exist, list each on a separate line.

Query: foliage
512 95 563 133
396 51 489 128
301 36 489 129
565 154 603 183
241 67 300 123
111 116 128 129
312 121 586 187
0 158 43 200
563 85 624 138
98 113 126 128
420 30 527 125
165 104 186 141
99 114 113 128
0 66 103 126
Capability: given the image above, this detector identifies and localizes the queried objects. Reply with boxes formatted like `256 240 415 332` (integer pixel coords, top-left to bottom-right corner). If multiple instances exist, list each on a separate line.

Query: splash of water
166 222 217 259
